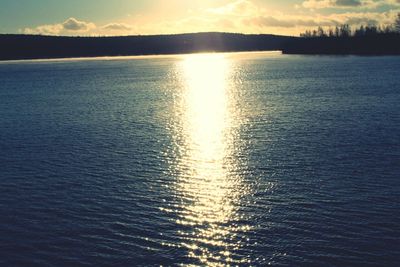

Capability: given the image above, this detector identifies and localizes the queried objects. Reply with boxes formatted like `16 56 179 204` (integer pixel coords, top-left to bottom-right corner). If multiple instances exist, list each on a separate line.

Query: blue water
1 53 399 266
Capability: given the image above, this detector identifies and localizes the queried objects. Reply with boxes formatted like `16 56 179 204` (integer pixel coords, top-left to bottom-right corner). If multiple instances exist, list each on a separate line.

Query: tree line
300 13 400 38
0 33 293 61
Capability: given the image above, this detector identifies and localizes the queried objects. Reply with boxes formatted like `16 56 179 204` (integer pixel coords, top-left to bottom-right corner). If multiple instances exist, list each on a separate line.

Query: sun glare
182 54 229 161
166 53 251 265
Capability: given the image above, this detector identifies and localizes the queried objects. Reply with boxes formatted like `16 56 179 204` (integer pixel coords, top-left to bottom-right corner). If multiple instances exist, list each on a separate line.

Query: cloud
62 18 95 31
22 24 63 35
336 0 362 6
243 15 340 28
150 0 399 36
23 17 96 35
207 0 259 16
19 1 400 36
327 9 400 25
302 0 370 9
102 23 132 31
301 0 400 9
21 18 135 36
243 16 296 28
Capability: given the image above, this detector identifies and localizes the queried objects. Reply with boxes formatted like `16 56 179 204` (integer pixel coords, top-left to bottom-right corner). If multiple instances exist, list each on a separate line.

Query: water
0 53 399 266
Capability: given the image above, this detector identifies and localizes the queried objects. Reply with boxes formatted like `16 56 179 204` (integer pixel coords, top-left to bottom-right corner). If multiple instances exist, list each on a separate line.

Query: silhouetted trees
300 23 398 38
340 24 352 37
354 25 365 37
396 13 400 33
285 15 400 55
300 13 400 38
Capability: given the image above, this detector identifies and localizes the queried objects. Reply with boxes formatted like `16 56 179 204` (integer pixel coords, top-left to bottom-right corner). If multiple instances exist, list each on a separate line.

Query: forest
0 33 292 61
282 13 400 55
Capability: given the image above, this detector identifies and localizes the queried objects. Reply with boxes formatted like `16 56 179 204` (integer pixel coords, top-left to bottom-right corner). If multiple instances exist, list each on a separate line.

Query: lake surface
0 52 399 266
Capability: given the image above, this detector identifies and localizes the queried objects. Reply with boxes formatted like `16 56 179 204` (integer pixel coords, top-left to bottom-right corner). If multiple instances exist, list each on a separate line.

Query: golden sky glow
1 0 399 36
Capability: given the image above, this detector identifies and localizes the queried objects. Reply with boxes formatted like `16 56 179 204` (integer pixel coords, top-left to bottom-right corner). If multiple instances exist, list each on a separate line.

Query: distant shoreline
0 32 292 61
1 32 400 61
0 50 283 63
282 35 400 56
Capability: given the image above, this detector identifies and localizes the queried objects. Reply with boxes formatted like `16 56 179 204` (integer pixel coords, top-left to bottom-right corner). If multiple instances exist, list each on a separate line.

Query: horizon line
0 31 298 38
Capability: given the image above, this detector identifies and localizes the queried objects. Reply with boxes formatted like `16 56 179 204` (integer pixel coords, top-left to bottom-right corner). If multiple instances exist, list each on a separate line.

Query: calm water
0 53 399 266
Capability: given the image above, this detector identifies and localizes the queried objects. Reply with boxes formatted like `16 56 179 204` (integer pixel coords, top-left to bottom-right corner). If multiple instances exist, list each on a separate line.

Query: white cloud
325 9 400 25
207 0 260 16
23 17 96 35
387 0 400 6
102 23 132 31
204 0 399 34
242 15 339 28
21 18 136 36
62 18 95 31
23 24 63 35
302 0 400 9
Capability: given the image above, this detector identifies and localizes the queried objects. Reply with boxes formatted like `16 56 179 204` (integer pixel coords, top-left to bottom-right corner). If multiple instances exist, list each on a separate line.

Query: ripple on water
0 54 399 266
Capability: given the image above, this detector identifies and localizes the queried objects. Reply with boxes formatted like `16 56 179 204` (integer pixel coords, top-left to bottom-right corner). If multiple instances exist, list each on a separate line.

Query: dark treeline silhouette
283 15 400 55
0 32 293 61
396 13 400 32
300 24 396 38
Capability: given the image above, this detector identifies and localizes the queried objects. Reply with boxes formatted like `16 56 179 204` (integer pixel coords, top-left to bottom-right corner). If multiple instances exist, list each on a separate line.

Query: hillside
0 32 294 60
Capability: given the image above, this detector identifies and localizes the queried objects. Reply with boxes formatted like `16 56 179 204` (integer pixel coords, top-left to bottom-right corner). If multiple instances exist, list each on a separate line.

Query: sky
0 0 399 36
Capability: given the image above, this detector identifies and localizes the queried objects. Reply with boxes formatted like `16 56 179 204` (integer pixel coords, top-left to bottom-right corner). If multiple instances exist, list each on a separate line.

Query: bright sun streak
182 54 229 162
165 53 251 265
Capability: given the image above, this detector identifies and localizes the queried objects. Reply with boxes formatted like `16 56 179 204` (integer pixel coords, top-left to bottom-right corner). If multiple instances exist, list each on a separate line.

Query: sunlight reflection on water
166 54 252 265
